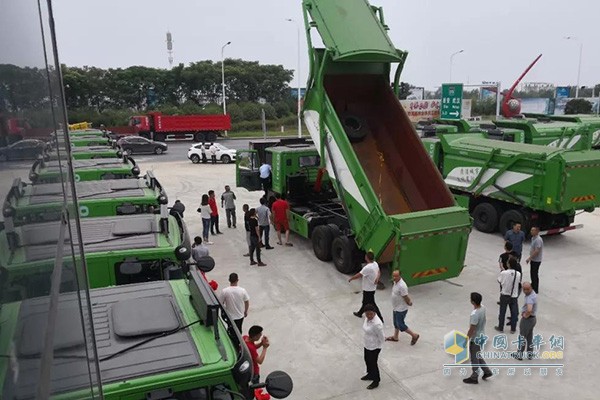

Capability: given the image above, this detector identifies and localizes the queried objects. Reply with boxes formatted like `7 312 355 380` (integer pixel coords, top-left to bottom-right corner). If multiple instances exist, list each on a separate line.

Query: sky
44 0 600 91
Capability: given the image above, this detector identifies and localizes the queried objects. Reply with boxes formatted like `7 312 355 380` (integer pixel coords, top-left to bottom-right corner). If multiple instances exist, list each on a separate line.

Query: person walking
209 142 218 164
191 236 209 261
361 304 384 390
272 194 292 246
208 190 222 235
495 258 521 334
259 161 272 196
526 226 543 294
248 208 266 266
221 273 250 332
244 326 270 384
463 292 493 384
514 282 538 360
242 204 250 257
221 185 237 228
386 270 419 345
197 194 213 244
257 197 274 250
349 252 383 322
170 199 185 218
504 223 525 261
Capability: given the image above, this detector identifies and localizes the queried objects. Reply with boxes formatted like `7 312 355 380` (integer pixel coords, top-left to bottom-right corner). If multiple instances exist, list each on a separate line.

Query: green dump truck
29 155 140 183
523 113 600 148
422 133 600 234
0 212 191 301
238 0 471 286
45 145 123 160
436 117 597 150
4 172 165 225
53 133 113 147
0 268 293 400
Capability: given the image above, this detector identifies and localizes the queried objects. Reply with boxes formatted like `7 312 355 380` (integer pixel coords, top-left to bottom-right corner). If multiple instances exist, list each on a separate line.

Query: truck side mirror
257 371 294 399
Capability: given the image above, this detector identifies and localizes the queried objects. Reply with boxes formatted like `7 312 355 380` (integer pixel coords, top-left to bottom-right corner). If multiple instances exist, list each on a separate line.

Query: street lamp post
449 49 464 82
286 18 302 138
564 36 583 98
221 41 231 137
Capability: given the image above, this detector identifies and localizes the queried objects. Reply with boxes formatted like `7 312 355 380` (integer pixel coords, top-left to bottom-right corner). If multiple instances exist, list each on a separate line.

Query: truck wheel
206 132 218 142
194 132 204 142
499 209 527 234
331 236 358 274
190 154 200 164
221 155 231 164
155 134 166 142
472 202 499 233
312 225 334 261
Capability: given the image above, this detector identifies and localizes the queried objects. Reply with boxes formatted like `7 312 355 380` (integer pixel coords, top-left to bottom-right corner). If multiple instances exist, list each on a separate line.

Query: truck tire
472 202 499 233
327 223 342 238
194 132 204 142
155 133 166 142
206 132 218 142
331 236 358 274
341 113 368 143
312 225 334 261
499 209 527 234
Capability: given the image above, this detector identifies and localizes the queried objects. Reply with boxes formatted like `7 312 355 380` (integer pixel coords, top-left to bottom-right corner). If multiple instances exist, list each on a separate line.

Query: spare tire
312 225 334 261
340 113 368 143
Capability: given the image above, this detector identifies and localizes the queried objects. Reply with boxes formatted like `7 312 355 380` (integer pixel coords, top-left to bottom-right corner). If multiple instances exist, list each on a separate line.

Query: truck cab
129 115 150 135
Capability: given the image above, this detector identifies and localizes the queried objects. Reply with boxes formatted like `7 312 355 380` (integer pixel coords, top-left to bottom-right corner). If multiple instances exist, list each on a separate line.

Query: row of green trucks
1 127 293 398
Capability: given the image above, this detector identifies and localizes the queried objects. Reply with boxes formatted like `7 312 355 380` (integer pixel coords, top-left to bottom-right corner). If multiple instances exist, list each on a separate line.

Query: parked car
117 136 168 155
187 143 236 164
0 139 48 161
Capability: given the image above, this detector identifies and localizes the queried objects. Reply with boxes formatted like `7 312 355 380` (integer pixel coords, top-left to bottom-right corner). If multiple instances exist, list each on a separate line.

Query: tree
564 98 593 114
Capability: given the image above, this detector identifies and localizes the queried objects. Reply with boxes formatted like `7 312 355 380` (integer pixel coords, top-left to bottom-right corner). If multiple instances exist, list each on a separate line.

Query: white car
188 143 236 164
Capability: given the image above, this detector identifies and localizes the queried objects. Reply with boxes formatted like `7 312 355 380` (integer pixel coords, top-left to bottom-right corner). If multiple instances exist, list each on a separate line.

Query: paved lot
1 140 598 399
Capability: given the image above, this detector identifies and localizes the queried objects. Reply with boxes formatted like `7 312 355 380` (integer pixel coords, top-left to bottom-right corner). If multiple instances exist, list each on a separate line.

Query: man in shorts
271 193 292 246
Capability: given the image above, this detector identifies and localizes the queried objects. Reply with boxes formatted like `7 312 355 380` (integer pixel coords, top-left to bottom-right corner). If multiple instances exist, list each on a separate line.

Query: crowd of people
179 182 546 391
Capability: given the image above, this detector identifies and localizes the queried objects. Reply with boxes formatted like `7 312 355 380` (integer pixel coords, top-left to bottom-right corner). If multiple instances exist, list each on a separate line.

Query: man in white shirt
494 260 521 334
361 304 384 390
220 273 250 332
259 162 272 196
386 270 419 345
349 252 383 322
209 143 217 164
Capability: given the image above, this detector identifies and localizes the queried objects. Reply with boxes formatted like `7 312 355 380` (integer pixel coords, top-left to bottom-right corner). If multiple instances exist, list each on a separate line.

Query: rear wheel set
311 224 360 274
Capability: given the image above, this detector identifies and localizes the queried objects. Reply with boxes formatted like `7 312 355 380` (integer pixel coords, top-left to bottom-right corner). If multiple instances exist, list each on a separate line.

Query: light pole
449 49 464 83
564 36 583 98
286 18 302 138
221 41 231 137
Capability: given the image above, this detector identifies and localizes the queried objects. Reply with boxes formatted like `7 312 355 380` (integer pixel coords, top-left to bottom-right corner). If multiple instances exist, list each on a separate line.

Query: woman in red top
208 190 222 235
271 193 292 246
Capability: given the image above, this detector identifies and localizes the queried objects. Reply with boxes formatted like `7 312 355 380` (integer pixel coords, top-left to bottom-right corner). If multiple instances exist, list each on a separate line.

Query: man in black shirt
248 208 266 266
498 241 513 271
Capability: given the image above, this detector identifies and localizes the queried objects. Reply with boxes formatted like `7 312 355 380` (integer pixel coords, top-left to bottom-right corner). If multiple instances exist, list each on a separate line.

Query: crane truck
237 0 472 286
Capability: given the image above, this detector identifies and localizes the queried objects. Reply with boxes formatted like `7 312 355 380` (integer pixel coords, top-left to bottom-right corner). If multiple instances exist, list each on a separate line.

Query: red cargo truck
111 112 231 142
